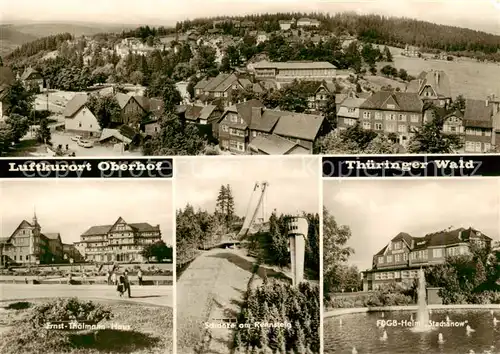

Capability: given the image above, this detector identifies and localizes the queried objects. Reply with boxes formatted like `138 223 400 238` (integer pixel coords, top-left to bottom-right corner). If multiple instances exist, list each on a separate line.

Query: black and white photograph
0 179 174 354
175 156 320 353
0 0 499 157
323 179 500 354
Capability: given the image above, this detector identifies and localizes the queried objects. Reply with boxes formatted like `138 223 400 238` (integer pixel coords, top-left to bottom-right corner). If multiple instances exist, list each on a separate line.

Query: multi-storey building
20 67 44 92
194 73 253 107
463 98 499 153
362 227 492 291
359 91 424 145
0 213 60 265
217 99 328 154
79 217 161 263
252 61 336 82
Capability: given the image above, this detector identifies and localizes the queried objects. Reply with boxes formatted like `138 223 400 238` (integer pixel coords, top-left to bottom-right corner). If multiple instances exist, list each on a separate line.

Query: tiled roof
203 73 237 92
81 225 112 236
463 99 493 128
250 109 286 132
129 223 159 232
194 78 210 90
340 97 366 109
360 91 423 112
248 134 301 155
253 61 337 70
99 128 132 144
20 67 40 81
63 94 88 118
273 112 324 141
234 99 266 126
199 105 217 120
115 92 132 109
185 105 204 121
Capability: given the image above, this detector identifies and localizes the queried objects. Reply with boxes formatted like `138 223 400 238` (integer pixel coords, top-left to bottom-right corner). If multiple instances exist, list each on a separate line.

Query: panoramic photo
1 0 500 156
0 180 174 354
323 179 500 354
175 157 320 353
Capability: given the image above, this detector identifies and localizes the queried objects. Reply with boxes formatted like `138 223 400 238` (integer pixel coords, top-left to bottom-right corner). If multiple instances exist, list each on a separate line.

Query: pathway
0 284 173 307
176 248 262 354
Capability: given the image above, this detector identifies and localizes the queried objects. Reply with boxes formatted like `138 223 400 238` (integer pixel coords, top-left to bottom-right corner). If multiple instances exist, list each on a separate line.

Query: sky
175 156 320 218
323 179 500 271
0 180 173 246
1 0 499 34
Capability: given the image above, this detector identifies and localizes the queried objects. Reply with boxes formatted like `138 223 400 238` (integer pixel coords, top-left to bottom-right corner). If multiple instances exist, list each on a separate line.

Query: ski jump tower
287 216 308 286
238 181 268 238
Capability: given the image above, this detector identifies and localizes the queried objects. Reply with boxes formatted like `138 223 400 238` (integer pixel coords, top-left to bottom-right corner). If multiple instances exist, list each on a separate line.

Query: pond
324 310 499 354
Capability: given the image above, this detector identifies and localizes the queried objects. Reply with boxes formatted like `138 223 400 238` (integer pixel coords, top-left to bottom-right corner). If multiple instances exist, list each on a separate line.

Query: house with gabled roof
20 67 43 92
114 93 147 125
0 212 62 265
63 93 101 138
405 70 452 108
359 91 424 146
79 216 162 263
195 73 253 107
362 227 492 291
217 99 328 154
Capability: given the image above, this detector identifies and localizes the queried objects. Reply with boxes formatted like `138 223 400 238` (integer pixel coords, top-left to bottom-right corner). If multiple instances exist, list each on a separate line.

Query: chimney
252 106 262 121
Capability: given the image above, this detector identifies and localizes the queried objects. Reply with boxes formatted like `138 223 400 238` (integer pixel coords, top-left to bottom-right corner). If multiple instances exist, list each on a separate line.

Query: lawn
0 299 173 354
376 56 500 100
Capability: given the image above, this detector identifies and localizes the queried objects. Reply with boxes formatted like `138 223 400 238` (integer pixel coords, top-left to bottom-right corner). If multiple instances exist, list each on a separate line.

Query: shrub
28 298 113 328
234 281 320 353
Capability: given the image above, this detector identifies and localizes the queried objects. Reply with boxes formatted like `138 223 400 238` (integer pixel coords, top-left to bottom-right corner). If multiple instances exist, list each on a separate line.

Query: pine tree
36 118 51 144
225 184 235 227
384 46 393 62
295 324 306 354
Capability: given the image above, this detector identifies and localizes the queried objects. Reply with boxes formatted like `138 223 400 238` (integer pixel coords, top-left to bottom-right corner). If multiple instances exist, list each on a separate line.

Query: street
0 284 173 307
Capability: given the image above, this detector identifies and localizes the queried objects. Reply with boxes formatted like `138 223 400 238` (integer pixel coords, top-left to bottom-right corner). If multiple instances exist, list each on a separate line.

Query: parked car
78 139 94 148
71 135 82 142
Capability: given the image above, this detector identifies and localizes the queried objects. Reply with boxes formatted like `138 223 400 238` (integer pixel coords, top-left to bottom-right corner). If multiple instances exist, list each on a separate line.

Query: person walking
124 270 131 298
111 272 117 286
117 274 125 297
137 269 143 286
106 270 111 285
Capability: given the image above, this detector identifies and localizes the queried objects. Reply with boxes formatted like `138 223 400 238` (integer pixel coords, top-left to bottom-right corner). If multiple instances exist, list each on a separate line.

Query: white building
63 94 101 138
252 61 337 82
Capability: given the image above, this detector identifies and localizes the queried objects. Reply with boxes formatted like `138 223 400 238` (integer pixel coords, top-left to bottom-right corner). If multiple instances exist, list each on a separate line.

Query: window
395 254 401 262
465 141 474 152
378 256 384 264
221 125 228 132
433 248 443 258
474 142 482 152
26 255 29 260
387 104 395 109
375 123 383 130
363 111 371 119
345 118 356 126
375 112 382 120
485 130 492 137
398 114 406 121
386 113 396 121
386 123 396 132
484 143 491 152
363 122 371 129
252 131 257 137
394 271 400 278
78 122 82 128
386 255 393 262
411 114 419 123
398 125 407 133
375 273 381 280
230 115 237 123
347 108 356 113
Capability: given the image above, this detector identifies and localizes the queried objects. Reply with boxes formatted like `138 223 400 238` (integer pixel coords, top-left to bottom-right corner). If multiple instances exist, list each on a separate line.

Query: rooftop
253 61 337 70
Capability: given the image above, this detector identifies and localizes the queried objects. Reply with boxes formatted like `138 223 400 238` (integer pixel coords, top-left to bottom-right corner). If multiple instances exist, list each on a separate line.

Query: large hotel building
77 217 161 262
362 227 492 291
252 61 337 82
0 213 82 265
